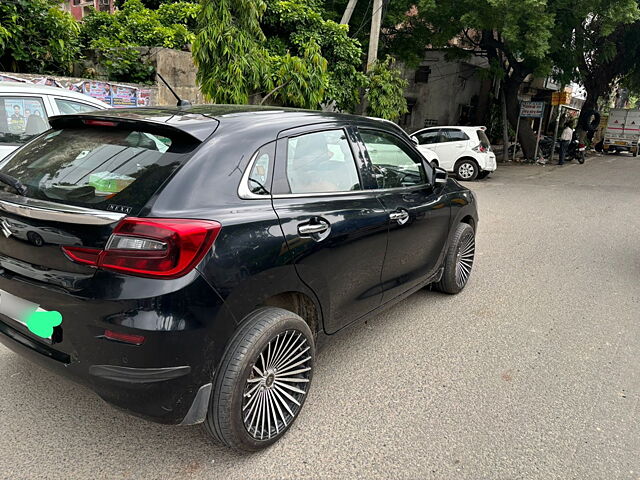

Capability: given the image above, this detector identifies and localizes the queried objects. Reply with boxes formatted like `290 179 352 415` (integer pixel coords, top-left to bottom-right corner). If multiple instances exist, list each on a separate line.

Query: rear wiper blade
0 172 28 196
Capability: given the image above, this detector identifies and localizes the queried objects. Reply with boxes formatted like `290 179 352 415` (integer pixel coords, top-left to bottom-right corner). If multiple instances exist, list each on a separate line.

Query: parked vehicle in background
0 105 478 452
411 126 497 181
0 82 108 160
603 108 640 156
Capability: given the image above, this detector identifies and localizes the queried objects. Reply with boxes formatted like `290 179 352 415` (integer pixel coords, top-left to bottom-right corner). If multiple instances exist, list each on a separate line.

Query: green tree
262 0 367 111
366 56 408 121
193 0 407 118
80 0 198 82
551 0 640 139
0 0 80 75
387 0 556 158
192 0 272 104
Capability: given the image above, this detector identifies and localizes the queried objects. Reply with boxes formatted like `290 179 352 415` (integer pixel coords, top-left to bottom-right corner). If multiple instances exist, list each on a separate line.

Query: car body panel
0 105 478 425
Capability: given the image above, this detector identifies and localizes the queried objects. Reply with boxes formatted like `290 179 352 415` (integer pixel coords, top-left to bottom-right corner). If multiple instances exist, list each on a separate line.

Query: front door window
284 129 361 194
359 130 428 189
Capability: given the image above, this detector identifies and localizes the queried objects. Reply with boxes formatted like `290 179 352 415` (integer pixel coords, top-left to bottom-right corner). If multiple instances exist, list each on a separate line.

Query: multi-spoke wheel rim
458 163 475 179
242 330 312 441
455 231 475 288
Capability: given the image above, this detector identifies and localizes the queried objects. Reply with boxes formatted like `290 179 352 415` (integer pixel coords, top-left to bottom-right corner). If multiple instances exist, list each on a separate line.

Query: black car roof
50 105 405 142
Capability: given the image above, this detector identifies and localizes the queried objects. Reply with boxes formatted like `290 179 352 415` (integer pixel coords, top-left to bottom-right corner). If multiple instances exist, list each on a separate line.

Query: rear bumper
0 271 226 425
0 322 201 424
482 154 497 172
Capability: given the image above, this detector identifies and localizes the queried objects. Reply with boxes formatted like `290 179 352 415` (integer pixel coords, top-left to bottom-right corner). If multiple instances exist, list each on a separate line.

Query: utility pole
340 0 358 25
367 0 383 72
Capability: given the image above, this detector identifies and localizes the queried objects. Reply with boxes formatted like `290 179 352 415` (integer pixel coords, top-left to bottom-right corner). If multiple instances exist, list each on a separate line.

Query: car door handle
389 210 409 225
298 220 330 236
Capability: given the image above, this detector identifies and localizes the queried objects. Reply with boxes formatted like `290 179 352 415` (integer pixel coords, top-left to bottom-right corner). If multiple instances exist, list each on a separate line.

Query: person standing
558 122 574 165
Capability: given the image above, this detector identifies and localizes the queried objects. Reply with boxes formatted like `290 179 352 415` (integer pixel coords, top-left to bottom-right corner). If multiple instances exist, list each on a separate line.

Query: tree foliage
366 56 408 121
0 0 81 75
193 0 406 118
550 0 640 136
262 0 367 111
81 0 198 82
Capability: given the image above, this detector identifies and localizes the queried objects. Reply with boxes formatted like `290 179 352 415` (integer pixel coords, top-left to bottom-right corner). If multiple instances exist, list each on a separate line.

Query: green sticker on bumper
26 310 63 339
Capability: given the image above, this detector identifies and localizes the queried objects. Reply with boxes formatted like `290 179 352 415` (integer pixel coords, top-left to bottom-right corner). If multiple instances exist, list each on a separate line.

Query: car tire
433 222 475 294
454 158 479 181
477 171 491 179
204 307 315 452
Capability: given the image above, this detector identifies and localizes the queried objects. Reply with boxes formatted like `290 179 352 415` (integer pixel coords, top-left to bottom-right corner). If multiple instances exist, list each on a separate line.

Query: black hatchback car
0 105 478 451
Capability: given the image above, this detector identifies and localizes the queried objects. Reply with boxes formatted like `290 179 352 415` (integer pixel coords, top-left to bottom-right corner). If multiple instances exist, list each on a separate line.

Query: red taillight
578 143 586 148
62 218 221 279
472 144 488 153
62 246 101 266
104 329 145 345
83 119 119 127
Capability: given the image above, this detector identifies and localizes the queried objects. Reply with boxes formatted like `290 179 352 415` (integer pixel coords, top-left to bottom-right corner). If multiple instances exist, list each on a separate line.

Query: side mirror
410 135 419 145
434 167 448 186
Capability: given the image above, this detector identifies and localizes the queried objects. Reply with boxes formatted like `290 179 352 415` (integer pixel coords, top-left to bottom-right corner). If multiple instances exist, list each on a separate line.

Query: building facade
63 0 114 20
398 50 492 133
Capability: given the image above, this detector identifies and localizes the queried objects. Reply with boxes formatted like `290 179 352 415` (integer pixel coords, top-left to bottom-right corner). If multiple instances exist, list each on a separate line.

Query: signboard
81 80 147 108
112 85 138 107
0 74 151 107
4 98 46 134
551 91 571 106
520 101 545 118
82 81 111 104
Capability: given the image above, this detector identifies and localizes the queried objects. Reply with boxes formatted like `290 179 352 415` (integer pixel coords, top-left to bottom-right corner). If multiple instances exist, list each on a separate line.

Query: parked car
0 106 478 452
411 126 496 181
0 81 107 160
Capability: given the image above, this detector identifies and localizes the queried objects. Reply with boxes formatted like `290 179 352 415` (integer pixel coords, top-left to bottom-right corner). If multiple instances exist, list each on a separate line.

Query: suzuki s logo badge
0 219 12 238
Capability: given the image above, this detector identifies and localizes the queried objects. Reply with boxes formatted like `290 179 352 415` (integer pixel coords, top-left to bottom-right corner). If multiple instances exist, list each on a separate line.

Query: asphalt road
1 153 639 480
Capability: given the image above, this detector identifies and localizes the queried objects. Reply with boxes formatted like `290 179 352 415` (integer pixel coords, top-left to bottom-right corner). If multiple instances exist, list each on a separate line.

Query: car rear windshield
476 130 491 149
0 127 196 214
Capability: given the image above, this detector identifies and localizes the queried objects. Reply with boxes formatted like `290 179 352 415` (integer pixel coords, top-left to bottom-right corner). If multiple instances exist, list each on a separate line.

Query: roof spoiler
48 113 216 142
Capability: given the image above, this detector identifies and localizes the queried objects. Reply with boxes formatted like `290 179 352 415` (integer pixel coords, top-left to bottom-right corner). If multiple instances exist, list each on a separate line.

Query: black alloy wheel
204 307 314 452
433 222 475 294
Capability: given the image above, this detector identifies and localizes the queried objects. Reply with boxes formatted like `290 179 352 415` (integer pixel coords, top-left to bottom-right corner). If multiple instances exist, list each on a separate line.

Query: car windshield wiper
0 172 28 196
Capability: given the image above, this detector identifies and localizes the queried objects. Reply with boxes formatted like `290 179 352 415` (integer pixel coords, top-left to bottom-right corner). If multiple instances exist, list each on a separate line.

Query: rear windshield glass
0 127 193 213
477 130 491 148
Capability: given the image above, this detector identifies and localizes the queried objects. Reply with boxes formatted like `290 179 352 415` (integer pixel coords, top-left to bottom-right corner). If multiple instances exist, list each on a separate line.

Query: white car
411 126 497 181
0 82 108 160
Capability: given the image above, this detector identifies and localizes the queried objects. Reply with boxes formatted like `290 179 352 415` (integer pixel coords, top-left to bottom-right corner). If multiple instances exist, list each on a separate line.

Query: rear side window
284 130 361 194
441 128 470 142
0 96 49 145
55 98 99 115
246 142 275 196
477 130 490 148
0 127 194 214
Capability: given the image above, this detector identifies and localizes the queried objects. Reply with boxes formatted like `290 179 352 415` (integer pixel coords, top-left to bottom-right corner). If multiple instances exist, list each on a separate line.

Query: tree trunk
500 84 509 162
575 90 600 143
503 74 537 159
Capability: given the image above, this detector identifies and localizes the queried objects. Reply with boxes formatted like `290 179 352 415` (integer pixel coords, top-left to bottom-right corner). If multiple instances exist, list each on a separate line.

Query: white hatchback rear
411 126 496 181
